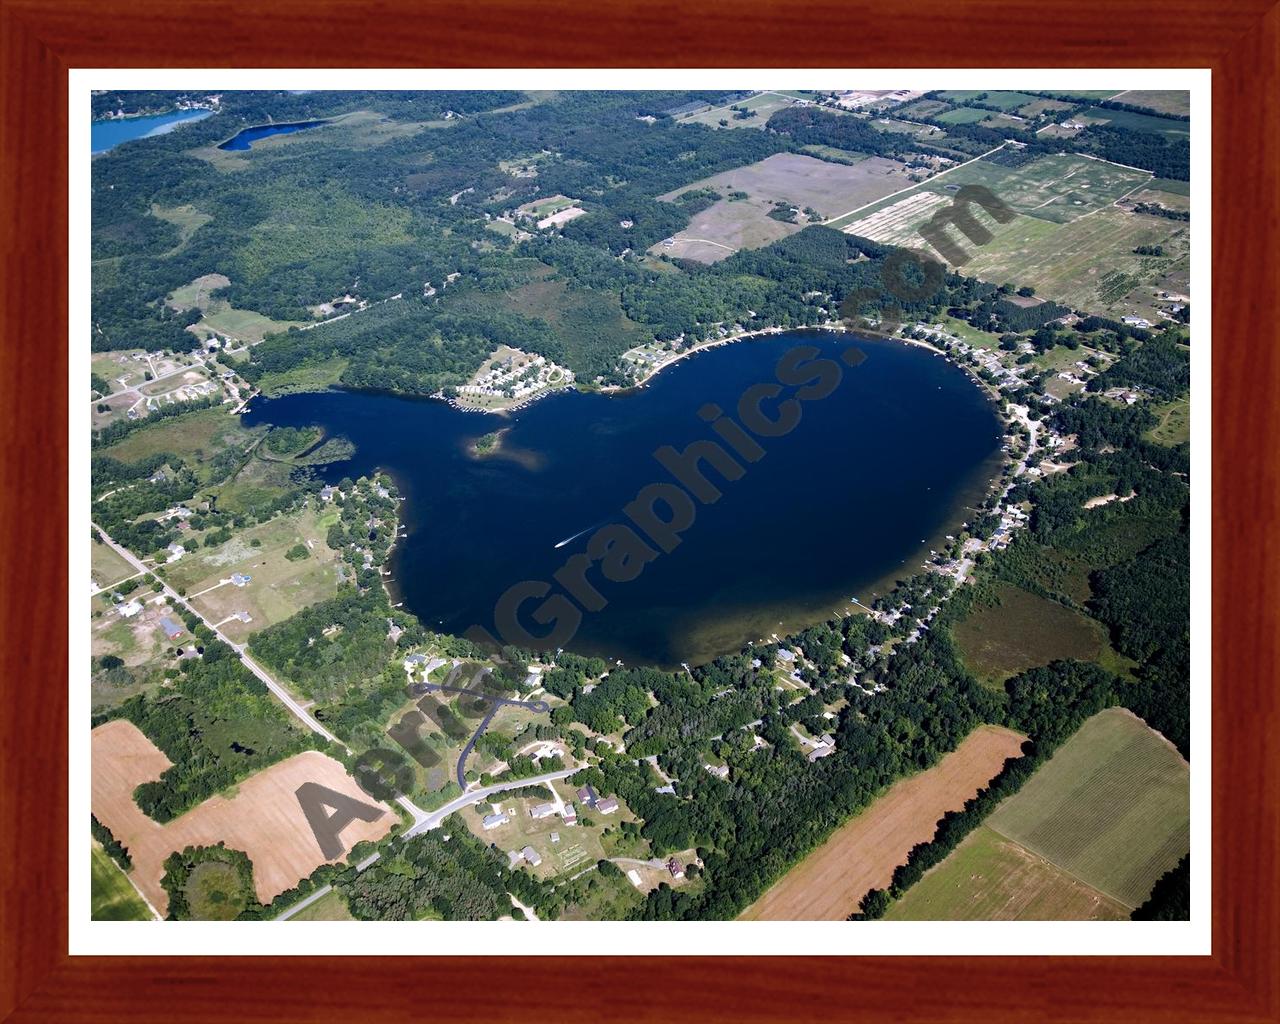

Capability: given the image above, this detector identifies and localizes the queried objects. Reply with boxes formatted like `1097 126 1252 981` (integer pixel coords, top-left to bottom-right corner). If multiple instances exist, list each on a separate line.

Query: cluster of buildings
456 352 572 403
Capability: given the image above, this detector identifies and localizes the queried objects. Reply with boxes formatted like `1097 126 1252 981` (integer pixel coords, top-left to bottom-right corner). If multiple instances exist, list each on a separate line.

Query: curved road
90 521 427 828
91 521 574 920
277 767 575 920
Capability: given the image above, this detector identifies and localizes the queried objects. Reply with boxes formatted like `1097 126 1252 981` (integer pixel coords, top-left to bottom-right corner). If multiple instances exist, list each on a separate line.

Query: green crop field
986 708 1190 908
1078 106 1190 138
885 825 1129 920
953 582 1110 687
835 152 1151 236
936 106 991 125
91 843 154 921
962 206 1190 319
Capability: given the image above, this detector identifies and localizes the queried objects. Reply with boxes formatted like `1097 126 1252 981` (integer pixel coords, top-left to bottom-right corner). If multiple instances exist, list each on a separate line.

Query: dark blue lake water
218 120 329 151
243 331 1003 667
91 109 212 155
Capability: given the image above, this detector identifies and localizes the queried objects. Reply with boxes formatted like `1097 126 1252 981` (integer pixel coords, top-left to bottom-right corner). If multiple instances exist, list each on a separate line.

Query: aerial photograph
86 86 1192 926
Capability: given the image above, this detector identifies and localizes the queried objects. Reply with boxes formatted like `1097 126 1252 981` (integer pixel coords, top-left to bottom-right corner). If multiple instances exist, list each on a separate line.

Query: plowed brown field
92 720 394 915
740 724 1026 920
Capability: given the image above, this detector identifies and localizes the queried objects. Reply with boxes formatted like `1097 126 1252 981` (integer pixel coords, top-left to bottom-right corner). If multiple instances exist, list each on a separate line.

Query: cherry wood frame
2 1 1276 1020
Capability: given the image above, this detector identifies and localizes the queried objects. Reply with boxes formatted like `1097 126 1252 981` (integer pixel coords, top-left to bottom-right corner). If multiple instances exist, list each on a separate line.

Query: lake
243 331 1004 667
91 109 212 155
218 120 329 151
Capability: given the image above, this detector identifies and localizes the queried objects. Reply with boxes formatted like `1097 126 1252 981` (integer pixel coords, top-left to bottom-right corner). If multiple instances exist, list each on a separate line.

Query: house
166 542 185 563
403 653 427 671
561 804 577 825
158 616 185 641
230 573 251 587
482 812 509 830
319 486 336 501
576 785 597 806
667 858 685 880
521 845 542 867
807 742 836 763
1121 315 1152 328
117 599 143 619
704 763 730 780
529 802 558 819
595 797 619 815
776 648 796 663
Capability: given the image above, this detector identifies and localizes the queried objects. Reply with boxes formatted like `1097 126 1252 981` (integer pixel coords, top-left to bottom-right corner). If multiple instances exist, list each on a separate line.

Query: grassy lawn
91 540 139 590
1145 396 1191 446
986 708 1189 908
163 507 341 643
286 888 354 921
91 843 154 921
885 824 1129 920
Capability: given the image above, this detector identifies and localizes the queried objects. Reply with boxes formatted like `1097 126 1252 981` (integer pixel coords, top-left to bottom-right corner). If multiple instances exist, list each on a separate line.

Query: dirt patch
92 720 394 915
739 724 1026 920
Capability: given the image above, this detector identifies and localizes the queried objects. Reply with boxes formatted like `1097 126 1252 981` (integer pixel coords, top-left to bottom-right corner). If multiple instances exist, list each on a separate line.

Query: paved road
414 681 550 789
92 522 570 920
405 767 576 837
91 521 428 832
274 767 575 920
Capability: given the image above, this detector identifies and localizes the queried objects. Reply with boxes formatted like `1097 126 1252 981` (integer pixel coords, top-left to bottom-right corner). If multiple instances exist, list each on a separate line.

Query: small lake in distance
243 331 1004 668
91 109 212 155
218 120 329 151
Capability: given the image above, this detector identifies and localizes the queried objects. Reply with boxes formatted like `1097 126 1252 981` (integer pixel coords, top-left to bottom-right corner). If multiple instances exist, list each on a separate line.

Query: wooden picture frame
2 0 1276 1019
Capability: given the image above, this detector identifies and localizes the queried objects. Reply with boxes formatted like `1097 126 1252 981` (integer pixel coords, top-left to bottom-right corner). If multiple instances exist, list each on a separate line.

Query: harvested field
739 724 1026 920
92 720 394 915
840 190 952 245
660 152 917 220
884 824 1129 920
655 152 918 262
986 708 1189 908
653 200 798 263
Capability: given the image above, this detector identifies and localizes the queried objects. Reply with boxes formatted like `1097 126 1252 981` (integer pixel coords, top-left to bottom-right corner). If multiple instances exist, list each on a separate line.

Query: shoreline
287 319 1020 669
